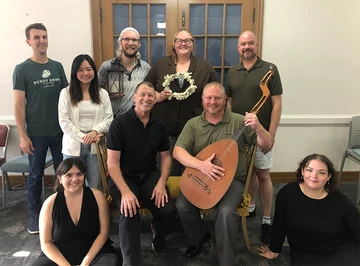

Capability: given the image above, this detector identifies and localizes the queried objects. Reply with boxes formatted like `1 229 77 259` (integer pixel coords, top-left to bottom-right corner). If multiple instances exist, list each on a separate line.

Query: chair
339 115 360 204
0 124 10 190
1 130 53 209
95 134 112 204
96 135 256 250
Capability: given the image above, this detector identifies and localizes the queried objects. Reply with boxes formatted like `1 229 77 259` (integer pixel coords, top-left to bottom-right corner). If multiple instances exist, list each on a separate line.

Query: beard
240 49 257 60
204 102 225 116
122 49 138 58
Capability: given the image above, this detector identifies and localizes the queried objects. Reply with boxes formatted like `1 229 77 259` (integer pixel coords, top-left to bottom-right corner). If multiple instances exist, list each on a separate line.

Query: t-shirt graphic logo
42 70 51 78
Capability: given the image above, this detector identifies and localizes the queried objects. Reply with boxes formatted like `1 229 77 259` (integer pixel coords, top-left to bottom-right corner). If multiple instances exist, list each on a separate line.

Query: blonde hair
170 28 196 64
203 82 226 96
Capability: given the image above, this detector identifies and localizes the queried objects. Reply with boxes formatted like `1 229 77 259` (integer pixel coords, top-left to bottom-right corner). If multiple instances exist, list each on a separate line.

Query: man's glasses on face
174 38 193 45
121 38 140 44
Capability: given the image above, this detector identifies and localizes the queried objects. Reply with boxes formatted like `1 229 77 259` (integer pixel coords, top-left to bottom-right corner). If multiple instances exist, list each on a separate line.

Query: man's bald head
238 31 259 61
239 31 258 44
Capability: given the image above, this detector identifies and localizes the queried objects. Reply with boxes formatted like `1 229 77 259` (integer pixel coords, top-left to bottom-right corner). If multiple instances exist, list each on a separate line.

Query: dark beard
240 50 256 60
123 50 137 58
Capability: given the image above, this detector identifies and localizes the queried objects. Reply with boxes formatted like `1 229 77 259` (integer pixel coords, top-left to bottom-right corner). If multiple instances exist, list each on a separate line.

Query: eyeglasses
174 38 193 45
121 38 140 44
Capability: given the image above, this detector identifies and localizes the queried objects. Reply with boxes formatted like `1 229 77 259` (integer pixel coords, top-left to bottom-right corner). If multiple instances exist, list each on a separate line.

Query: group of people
12 22 359 266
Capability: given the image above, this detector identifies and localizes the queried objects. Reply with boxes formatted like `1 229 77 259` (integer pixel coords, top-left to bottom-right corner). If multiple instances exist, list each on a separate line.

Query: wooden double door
91 0 263 86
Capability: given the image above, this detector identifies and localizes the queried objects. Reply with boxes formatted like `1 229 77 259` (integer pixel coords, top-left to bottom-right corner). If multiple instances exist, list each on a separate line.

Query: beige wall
0 0 359 173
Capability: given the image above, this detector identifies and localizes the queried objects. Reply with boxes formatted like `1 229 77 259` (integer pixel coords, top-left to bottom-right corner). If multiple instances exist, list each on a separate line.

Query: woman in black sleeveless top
32 158 121 266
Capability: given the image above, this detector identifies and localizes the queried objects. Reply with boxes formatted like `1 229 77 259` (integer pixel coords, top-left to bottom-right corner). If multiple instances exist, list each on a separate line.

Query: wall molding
1 114 357 127
279 114 355 125
0 116 16 126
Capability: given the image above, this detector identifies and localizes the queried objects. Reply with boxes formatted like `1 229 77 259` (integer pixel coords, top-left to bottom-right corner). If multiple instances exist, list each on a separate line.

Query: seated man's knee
216 205 238 221
175 194 194 214
120 212 140 224
175 197 185 212
157 202 176 217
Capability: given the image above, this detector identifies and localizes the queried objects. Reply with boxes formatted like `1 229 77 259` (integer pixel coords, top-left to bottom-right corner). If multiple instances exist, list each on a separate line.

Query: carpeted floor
0 182 359 266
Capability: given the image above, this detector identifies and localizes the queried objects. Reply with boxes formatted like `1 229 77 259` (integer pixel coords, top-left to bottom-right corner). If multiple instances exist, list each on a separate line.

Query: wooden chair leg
241 215 251 251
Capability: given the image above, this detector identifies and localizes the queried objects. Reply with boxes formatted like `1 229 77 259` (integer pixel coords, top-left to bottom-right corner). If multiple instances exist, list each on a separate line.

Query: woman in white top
58 54 113 188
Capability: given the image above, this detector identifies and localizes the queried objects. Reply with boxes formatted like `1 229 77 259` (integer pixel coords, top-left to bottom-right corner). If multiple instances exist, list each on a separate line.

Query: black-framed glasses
121 38 140 44
174 38 193 45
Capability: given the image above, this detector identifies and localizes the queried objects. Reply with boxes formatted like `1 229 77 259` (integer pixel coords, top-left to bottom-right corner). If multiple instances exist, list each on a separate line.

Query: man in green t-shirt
174 82 270 265
226 31 283 244
13 23 68 234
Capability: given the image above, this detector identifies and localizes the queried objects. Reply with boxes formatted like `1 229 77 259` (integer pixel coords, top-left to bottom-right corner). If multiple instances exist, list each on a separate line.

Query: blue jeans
63 143 101 189
28 133 63 216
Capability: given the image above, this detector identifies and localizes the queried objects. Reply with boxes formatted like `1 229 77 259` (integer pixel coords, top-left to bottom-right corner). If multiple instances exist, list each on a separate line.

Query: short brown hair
25 23 47 40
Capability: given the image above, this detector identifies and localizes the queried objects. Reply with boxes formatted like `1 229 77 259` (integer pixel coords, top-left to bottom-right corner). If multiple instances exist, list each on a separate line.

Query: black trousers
109 169 178 266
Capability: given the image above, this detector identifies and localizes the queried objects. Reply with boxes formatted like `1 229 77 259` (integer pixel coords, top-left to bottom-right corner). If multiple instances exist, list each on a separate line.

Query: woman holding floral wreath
145 28 218 175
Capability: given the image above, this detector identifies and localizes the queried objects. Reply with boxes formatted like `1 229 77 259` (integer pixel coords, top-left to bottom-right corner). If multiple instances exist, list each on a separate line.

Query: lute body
180 138 239 209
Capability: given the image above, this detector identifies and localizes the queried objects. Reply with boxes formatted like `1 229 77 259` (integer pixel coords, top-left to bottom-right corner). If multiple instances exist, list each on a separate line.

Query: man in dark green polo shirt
174 82 270 265
226 31 283 244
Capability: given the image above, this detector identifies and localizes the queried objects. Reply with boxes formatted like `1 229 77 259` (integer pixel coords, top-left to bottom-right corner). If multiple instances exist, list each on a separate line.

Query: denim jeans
28 133 63 217
63 142 101 189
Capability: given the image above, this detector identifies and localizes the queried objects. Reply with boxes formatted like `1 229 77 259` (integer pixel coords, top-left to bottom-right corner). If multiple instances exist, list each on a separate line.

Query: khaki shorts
254 148 273 169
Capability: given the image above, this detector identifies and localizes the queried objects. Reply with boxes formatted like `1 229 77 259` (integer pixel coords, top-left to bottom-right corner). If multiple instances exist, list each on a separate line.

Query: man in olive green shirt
226 31 283 244
173 82 270 266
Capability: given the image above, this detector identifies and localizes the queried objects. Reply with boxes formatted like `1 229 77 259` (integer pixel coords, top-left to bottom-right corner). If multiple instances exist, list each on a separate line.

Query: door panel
92 0 263 87
180 0 255 85
100 0 177 64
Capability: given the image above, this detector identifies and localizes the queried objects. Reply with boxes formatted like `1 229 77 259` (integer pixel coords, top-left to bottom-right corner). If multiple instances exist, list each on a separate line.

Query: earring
327 180 330 185
301 175 303 180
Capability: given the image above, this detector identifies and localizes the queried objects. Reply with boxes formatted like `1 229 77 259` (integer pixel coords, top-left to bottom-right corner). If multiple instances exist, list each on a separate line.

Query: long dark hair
69 54 101 106
53 158 86 192
295 154 338 192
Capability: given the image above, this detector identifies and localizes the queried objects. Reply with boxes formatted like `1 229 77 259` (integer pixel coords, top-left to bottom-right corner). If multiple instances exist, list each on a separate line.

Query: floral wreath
162 72 197 100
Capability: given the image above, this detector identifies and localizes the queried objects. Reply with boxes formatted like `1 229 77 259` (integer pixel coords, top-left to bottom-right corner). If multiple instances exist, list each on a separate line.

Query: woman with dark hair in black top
258 154 360 265
32 158 121 266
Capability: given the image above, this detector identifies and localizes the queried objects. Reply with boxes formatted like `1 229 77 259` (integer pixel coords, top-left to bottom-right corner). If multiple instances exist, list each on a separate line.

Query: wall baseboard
1 172 358 189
